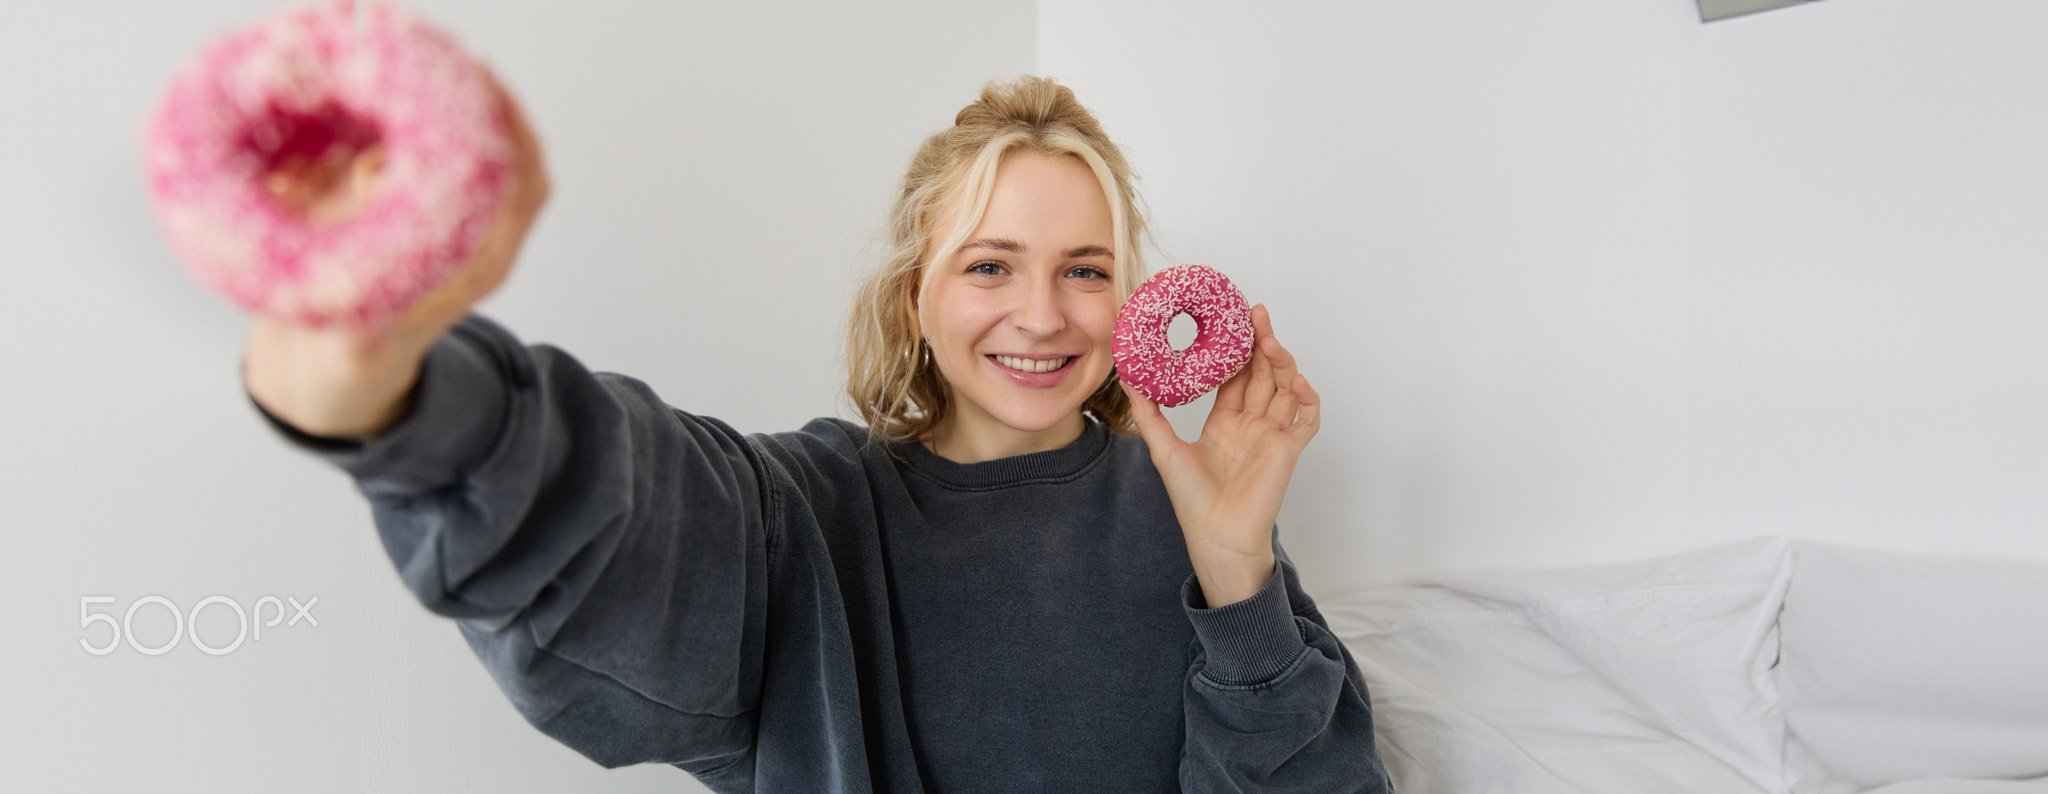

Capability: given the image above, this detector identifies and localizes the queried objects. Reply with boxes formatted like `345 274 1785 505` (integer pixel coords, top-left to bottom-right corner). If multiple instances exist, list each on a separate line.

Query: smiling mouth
990 354 1073 374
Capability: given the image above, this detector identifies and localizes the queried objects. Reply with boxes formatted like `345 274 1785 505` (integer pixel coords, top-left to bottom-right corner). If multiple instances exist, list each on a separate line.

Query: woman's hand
243 69 550 441
1122 303 1322 608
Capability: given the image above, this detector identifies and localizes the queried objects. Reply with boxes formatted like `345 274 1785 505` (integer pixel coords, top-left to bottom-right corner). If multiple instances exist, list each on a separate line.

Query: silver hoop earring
906 339 932 371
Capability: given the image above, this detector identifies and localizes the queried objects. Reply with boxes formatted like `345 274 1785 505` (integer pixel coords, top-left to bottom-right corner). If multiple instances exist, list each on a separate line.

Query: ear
906 275 925 339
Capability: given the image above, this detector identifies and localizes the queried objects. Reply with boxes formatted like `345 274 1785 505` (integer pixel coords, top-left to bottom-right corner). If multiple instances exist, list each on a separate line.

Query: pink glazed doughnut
1113 265 1256 408
144 2 512 328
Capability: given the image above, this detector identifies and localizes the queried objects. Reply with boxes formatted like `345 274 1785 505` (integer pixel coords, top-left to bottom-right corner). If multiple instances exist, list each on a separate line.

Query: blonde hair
845 76 1150 444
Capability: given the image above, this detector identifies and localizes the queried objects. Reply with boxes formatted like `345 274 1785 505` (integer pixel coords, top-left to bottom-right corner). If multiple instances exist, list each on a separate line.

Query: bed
1322 538 2048 793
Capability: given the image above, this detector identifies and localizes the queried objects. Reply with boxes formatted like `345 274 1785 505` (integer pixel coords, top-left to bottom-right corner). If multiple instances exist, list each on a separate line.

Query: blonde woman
244 76 1391 792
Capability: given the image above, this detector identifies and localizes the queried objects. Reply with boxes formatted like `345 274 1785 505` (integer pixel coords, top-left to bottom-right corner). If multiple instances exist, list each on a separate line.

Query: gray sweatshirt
252 313 1392 792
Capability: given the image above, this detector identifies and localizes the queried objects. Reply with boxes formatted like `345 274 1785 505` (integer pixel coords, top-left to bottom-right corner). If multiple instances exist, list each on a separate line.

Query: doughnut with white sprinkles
144 1 513 328
1113 265 1256 407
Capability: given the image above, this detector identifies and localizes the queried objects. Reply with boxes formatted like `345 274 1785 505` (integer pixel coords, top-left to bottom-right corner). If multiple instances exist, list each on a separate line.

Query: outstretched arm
252 313 775 773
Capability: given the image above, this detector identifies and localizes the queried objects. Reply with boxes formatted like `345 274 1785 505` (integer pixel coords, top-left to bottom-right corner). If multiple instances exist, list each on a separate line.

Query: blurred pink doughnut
144 1 512 328
1113 265 1255 408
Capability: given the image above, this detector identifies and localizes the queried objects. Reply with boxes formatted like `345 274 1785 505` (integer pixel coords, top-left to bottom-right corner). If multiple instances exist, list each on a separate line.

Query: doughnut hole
1168 312 1199 351
242 101 387 224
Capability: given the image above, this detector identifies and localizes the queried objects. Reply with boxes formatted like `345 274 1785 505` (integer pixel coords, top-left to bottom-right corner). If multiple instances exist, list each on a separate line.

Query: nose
1010 269 1066 339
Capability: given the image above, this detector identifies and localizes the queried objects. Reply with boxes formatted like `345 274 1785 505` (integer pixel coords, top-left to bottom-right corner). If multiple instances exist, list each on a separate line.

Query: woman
244 75 1391 792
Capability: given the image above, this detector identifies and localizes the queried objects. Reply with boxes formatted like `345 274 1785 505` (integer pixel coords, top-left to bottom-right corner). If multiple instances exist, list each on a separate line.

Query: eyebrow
960 238 1115 259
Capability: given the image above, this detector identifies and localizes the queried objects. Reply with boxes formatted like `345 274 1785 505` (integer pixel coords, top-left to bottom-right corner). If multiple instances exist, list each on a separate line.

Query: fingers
486 66 550 215
1212 357 1249 414
1231 304 1314 433
1262 329 1304 425
1121 381 1185 456
396 69 547 338
484 67 548 263
1240 304 1277 418
1288 373 1322 447
1260 350 1296 423
462 178 526 303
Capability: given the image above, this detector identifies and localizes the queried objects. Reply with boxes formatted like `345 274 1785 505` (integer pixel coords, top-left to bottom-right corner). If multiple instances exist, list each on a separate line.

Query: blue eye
1067 266 1109 280
968 261 1005 276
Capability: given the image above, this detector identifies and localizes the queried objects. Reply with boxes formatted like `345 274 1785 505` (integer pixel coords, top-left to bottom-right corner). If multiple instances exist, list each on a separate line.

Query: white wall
0 1 1031 791
1041 0 2048 596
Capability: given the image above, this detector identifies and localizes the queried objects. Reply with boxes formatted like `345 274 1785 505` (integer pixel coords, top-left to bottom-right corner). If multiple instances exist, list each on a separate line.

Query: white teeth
995 355 1069 373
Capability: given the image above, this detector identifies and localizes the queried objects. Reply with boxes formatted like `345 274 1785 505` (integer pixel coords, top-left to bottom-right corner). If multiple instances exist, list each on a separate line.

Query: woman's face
916 150 1119 455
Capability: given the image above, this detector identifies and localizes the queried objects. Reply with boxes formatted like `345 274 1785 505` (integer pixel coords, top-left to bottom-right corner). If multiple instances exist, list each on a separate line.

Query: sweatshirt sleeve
249 313 772 772
1179 539 1395 793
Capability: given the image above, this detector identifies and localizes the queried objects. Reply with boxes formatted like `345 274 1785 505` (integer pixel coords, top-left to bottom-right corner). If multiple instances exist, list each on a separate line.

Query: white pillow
1778 542 2048 788
1325 537 1797 794
1862 781 2048 794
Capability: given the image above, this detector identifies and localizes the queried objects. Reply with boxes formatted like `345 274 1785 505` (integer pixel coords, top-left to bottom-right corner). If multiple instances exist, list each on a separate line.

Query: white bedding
1777 544 2048 789
1320 538 2048 794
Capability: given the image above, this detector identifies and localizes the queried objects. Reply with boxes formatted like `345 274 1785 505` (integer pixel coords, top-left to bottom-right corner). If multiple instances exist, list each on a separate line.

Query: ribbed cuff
245 315 514 495
247 390 371 454
1182 564 1308 686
